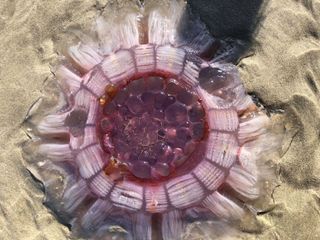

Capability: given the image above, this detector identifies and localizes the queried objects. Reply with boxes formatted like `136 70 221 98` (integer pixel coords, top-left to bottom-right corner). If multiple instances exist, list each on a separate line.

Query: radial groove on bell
193 160 226 191
205 131 238 168
180 60 200 87
85 104 98 127
156 45 186 75
110 182 144 211
81 199 113 231
89 172 114 198
134 44 156 73
166 174 205 208
74 89 95 110
80 126 97 147
101 50 136 84
145 185 169 213
76 145 105 179
207 108 239 132
84 67 111 96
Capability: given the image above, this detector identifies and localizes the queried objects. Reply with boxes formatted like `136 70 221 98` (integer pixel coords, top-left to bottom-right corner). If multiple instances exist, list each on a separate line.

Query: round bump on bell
131 160 152 179
146 76 163 91
198 67 231 93
127 78 145 96
188 103 205 122
177 90 197 106
113 87 129 106
100 117 113 133
141 91 155 107
165 80 183 95
192 122 205 140
165 103 188 123
126 96 145 115
162 95 176 109
154 92 167 109
153 162 170 177
103 102 117 115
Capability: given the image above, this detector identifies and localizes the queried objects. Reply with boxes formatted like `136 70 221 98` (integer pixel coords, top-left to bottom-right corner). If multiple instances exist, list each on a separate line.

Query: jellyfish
23 0 281 239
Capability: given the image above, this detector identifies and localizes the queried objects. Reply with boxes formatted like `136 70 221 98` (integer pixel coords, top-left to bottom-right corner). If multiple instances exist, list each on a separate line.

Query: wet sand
0 0 319 239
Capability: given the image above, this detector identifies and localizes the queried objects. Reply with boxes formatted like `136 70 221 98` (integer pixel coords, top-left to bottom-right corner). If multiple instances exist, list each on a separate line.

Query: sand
0 0 319 239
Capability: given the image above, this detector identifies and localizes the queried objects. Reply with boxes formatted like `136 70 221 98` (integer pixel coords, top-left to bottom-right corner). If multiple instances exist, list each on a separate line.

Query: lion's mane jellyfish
23 1 281 239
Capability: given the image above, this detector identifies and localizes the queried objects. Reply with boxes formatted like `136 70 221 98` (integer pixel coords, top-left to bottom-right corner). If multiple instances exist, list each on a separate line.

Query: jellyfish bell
22 0 282 239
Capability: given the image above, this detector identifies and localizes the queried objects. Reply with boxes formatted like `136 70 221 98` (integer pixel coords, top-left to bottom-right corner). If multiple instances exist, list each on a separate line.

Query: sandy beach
0 0 319 239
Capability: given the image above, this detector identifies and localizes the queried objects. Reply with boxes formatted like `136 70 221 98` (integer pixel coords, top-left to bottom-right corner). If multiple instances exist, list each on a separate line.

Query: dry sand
0 0 319 239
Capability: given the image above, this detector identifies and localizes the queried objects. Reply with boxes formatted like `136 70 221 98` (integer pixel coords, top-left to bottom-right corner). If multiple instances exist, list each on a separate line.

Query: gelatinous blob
23 1 281 240
199 67 231 93
99 77 205 180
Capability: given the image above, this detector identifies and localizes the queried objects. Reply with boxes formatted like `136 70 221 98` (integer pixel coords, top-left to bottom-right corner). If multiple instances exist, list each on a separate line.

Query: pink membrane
99 76 207 180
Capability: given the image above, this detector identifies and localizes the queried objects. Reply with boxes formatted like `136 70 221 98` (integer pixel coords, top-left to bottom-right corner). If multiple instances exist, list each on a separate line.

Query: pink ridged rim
61 44 240 213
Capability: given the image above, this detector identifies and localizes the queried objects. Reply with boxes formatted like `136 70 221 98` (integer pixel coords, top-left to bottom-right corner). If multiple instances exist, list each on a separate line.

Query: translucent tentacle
146 0 185 45
95 12 140 55
55 65 82 95
202 192 244 220
162 210 184 240
63 179 89 213
81 199 113 230
211 38 248 63
177 5 219 59
68 43 103 71
37 112 69 135
226 164 260 199
38 143 72 161
132 213 152 240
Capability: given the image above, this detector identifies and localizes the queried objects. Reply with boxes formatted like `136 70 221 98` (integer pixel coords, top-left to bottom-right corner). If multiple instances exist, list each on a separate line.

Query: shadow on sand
188 0 267 42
